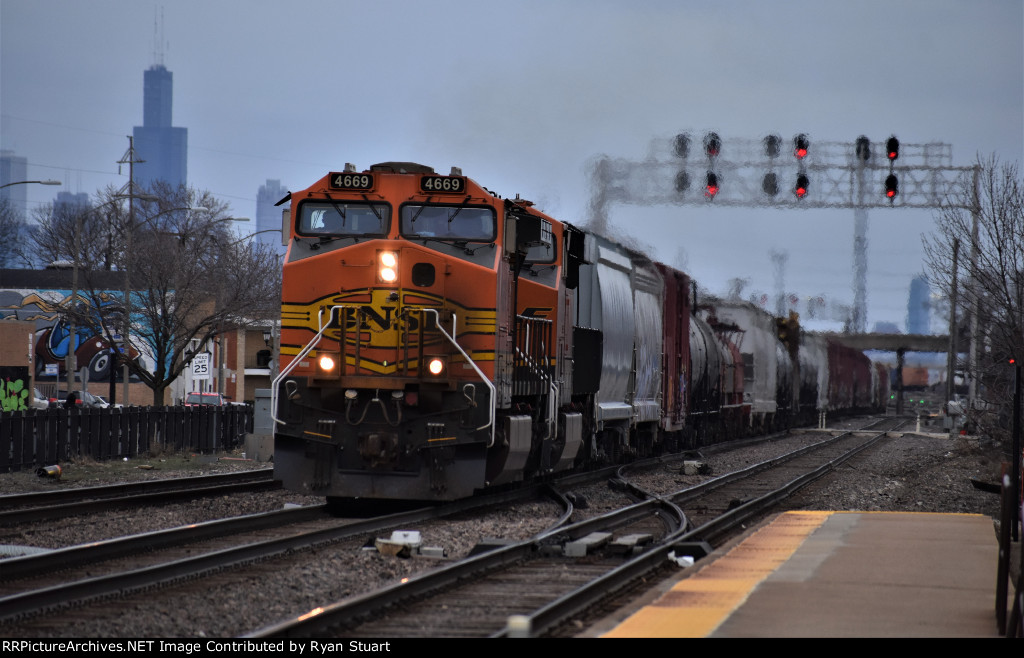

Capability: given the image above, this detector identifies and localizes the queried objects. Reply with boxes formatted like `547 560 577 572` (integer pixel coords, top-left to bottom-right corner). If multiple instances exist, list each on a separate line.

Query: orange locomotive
271 162 889 504
272 162 584 501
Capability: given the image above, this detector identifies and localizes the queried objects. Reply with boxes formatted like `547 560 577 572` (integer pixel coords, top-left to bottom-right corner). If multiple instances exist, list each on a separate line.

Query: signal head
886 136 899 161
705 171 719 198
885 173 898 199
703 132 721 158
764 134 781 159
762 172 779 197
856 135 871 161
794 173 809 199
674 170 691 194
673 133 691 159
793 133 809 159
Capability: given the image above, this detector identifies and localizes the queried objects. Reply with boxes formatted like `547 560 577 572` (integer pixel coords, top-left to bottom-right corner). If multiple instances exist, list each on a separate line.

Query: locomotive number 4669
420 175 466 193
329 172 374 190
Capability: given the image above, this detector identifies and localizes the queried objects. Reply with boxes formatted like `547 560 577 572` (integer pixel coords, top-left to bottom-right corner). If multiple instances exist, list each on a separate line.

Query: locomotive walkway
591 509 1019 638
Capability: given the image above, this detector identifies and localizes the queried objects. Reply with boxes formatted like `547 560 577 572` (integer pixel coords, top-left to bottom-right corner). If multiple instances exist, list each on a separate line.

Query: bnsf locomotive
271 162 888 502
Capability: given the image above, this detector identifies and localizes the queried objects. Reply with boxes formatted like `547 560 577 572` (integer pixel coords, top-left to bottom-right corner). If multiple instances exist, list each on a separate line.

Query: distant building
872 321 900 334
256 179 288 256
0 150 29 219
907 276 930 335
53 191 90 214
132 65 187 190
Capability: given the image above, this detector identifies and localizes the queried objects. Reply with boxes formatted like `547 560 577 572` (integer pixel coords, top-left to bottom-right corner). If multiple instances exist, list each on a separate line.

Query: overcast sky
2 0 1021 332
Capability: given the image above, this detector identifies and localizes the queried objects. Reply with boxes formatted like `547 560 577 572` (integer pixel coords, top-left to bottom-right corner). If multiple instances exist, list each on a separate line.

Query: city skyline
3 1 1021 332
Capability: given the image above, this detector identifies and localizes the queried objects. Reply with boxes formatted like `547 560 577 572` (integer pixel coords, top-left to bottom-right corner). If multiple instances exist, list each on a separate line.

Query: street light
0 179 61 189
224 228 281 247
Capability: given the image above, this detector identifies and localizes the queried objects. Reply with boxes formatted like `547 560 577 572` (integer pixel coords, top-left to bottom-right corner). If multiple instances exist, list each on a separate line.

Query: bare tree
33 183 281 405
0 197 29 268
922 154 1024 437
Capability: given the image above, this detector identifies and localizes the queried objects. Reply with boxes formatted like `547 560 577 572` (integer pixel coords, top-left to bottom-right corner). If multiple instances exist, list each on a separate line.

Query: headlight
318 354 336 371
379 251 398 283
427 357 445 376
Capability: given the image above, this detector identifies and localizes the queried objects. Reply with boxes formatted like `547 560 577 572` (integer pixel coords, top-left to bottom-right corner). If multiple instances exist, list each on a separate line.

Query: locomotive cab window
400 205 496 242
297 201 390 238
523 219 556 264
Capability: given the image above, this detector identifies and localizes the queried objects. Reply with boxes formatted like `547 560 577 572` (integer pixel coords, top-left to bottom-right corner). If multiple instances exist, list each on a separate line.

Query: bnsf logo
326 299 437 351
336 304 426 333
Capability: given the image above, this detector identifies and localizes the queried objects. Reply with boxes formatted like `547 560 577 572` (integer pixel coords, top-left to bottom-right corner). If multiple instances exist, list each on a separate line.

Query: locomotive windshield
400 205 495 242
297 201 390 237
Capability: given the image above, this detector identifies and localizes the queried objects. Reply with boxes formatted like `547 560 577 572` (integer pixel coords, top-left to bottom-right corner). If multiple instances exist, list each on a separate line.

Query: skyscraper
907 276 931 335
0 150 29 219
132 65 187 190
256 179 288 256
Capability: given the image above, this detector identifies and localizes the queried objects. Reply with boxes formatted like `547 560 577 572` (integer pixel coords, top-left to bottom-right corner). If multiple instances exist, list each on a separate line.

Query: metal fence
0 405 254 473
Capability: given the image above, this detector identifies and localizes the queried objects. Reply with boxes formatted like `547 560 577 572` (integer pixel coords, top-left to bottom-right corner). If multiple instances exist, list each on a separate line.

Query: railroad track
248 417 907 638
0 416 904 637
0 469 278 526
0 482 570 634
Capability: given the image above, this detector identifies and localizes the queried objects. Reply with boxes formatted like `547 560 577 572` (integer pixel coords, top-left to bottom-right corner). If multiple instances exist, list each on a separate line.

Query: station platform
596 511 1007 638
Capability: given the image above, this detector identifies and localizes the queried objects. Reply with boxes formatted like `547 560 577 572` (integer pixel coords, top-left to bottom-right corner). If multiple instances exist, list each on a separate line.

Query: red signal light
794 174 809 199
705 171 719 198
794 134 809 159
885 174 898 199
704 132 721 158
886 136 899 161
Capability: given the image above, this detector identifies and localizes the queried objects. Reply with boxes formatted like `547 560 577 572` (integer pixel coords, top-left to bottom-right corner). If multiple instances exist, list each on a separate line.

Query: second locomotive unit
271 162 886 503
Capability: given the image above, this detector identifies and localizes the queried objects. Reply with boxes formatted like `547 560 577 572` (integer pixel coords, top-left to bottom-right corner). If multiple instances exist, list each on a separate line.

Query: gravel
0 419 1012 638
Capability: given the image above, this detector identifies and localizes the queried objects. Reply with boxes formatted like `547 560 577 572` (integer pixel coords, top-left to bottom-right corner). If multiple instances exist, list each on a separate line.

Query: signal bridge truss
590 136 977 217
589 134 979 335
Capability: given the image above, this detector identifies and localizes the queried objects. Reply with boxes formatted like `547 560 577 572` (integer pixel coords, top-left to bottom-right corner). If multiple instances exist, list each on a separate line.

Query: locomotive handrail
422 308 497 448
270 306 496 448
270 305 346 426
514 314 558 445
513 344 558 446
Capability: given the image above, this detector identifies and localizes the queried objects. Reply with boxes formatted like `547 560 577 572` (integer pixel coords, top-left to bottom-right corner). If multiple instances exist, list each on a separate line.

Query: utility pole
945 238 959 422
116 136 146 405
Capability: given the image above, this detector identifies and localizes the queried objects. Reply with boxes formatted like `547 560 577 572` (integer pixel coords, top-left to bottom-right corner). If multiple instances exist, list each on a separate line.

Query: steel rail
0 481 569 624
247 492 685 637
0 468 274 509
0 478 280 526
503 420 906 637
0 504 328 582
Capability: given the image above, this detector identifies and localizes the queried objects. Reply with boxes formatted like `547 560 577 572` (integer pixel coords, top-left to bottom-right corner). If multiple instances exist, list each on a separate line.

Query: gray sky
2 0 1021 332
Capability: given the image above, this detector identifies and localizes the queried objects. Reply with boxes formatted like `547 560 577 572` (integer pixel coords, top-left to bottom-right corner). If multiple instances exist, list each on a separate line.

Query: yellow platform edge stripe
602 511 833 638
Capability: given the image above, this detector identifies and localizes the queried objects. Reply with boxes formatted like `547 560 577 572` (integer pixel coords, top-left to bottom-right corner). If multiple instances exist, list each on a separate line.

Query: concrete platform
600 511 1004 638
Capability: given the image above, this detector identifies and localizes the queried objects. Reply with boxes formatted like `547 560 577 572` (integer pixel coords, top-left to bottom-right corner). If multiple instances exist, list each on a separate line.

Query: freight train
271 162 888 502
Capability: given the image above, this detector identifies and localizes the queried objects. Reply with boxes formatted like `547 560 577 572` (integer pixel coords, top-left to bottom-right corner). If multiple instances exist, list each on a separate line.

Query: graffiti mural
0 289 142 381
0 366 31 411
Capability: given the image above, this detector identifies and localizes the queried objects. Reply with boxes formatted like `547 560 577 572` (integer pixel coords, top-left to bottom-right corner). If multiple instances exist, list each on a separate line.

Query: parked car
31 388 49 410
96 395 123 409
184 392 225 407
64 390 110 409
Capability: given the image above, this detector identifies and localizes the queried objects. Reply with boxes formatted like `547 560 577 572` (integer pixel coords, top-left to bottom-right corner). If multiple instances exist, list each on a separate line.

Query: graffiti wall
0 285 146 383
